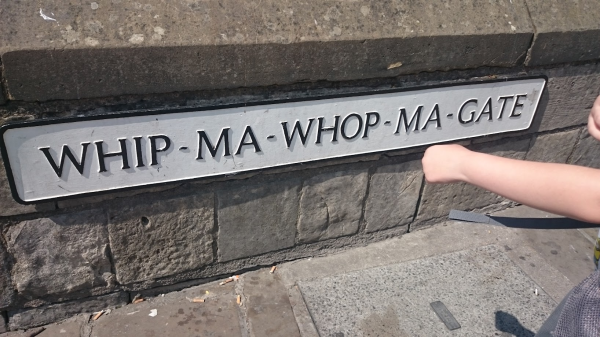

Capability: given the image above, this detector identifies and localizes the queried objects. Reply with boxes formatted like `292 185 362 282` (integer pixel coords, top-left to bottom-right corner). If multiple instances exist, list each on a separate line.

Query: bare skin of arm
422 95 600 224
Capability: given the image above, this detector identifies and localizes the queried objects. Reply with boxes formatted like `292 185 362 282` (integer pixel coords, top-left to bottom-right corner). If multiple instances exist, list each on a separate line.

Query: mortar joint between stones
408 174 427 233
357 165 375 234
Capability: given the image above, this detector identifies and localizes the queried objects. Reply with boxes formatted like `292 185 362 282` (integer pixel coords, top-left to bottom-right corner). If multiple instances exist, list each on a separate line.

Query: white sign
0 78 546 203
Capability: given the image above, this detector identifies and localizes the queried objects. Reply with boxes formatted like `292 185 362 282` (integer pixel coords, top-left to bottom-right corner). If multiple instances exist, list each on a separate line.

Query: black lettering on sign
510 94 527 117
422 104 441 130
458 99 477 124
363 112 380 138
197 128 231 159
133 136 145 167
95 139 130 173
497 95 514 119
394 105 423 134
316 116 340 144
235 126 261 155
340 113 363 140
149 135 171 166
475 97 493 122
281 119 314 148
39 143 90 177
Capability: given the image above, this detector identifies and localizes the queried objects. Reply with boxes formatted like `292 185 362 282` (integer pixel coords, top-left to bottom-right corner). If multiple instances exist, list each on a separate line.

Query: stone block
533 63 600 133
525 129 581 163
525 0 600 66
1 0 533 101
298 169 368 243
6 210 112 299
0 156 55 217
569 131 600 169
8 292 128 330
414 138 530 226
364 161 423 233
0 244 14 310
0 312 6 333
217 178 300 262
107 193 215 285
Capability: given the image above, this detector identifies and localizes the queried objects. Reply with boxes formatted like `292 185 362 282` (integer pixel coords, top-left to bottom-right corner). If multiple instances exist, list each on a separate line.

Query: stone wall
1 0 600 331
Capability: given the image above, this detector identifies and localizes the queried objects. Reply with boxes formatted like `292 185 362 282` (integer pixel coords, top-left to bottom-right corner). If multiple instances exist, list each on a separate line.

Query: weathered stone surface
6 210 112 299
56 183 181 209
1 0 533 101
364 161 423 233
525 0 600 66
0 156 55 217
108 193 214 285
37 315 87 337
0 244 14 310
91 281 242 337
525 129 581 163
535 63 600 133
298 169 368 243
243 269 301 337
0 314 5 334
8 292 128 330
415 138 530 226
569 130 600 169
217 179 300 262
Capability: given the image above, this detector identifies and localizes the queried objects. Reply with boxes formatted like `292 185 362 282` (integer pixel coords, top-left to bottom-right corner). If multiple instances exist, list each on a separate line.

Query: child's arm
422 96 600 224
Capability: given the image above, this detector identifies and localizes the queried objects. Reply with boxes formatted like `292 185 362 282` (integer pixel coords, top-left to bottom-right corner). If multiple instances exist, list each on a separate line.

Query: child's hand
589 95 600 141
422 144 472 184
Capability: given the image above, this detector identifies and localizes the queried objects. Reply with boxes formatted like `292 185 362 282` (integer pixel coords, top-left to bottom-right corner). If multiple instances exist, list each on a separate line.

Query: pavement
2 205 597 337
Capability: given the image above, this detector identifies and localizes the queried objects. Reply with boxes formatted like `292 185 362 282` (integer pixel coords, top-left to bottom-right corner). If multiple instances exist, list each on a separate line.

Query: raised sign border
0 76 547 204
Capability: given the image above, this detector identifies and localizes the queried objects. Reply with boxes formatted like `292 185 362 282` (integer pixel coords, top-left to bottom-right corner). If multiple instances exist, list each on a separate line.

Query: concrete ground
2 205 597 337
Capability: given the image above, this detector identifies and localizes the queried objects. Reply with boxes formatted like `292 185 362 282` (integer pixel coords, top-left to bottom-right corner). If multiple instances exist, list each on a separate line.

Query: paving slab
493 207 597 286
90 281 243 337
297 245 556 337
242 269 300 337
278 205 592 304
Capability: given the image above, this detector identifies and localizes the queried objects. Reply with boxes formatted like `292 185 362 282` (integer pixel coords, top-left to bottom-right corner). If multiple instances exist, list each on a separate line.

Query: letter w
40 143 90 178
281 119 314 148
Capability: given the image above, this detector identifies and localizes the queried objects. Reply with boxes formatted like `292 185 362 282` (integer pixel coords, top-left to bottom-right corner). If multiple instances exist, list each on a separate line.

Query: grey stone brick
8 292 128 330
298 169 368 243
569 130 600 169
526 129 581 163
525 0 600 66
535 63 600 133
217 179 300 262
108 193 215 284
0 156 55 217
0 243 14 310
364 161 423 233
414 138 530 227
6 210 112 299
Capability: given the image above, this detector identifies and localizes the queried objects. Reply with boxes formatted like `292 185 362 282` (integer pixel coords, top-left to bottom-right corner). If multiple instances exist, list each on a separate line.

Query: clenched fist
421 144 472 184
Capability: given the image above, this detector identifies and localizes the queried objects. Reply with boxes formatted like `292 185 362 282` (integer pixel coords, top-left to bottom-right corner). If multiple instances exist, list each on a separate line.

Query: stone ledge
525 0 600 66
0 0 533 102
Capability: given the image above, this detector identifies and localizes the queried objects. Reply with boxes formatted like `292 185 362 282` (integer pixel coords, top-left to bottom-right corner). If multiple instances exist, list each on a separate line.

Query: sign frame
0 76 547 204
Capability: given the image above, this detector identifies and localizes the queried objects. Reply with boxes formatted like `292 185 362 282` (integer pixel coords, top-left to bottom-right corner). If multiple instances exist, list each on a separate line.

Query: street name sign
0 77 546 203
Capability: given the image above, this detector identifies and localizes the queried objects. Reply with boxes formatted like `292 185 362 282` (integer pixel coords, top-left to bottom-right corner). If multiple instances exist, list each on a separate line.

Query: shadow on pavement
495 311 535 337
